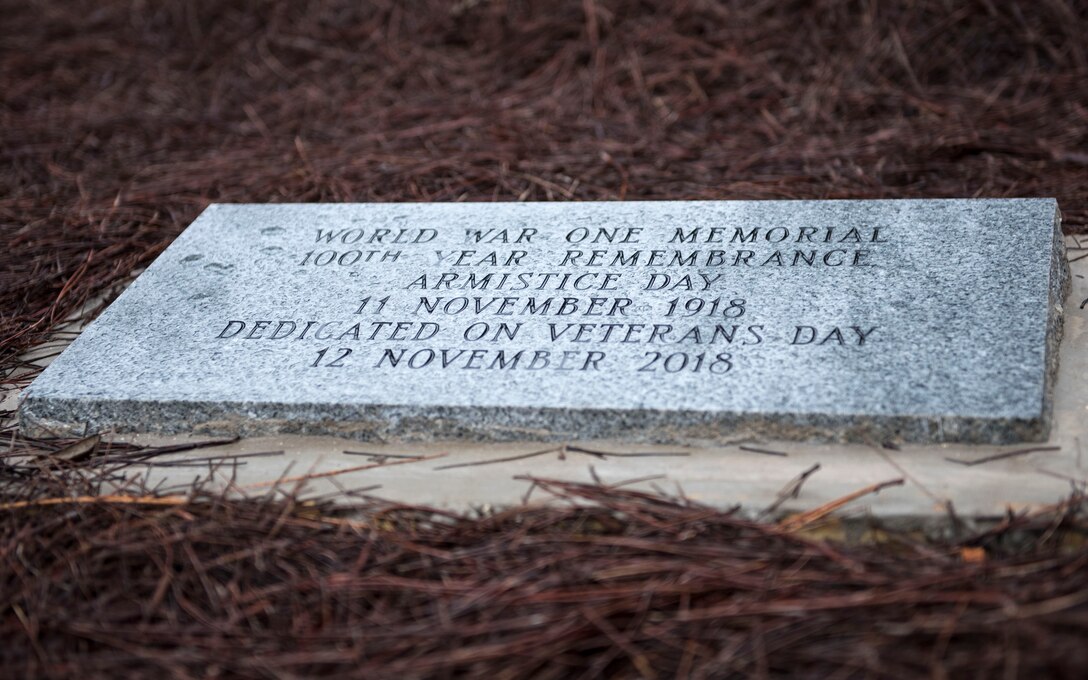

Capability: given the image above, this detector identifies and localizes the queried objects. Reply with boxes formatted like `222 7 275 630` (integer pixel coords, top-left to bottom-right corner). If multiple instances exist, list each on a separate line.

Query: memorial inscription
20 199 1068 444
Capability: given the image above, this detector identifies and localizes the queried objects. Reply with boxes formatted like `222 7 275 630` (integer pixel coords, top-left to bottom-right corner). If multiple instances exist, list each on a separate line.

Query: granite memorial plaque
21 199 1068 444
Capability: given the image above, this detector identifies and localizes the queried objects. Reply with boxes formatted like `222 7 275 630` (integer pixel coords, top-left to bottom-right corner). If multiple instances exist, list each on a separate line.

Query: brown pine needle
0 494 190 511
945 446 1061 467
779 478 905 531
739 445 790 457
242 452 447 489
763 463 822 516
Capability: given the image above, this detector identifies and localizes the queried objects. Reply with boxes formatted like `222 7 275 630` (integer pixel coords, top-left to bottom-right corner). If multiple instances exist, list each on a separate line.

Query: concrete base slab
7 238 1088 520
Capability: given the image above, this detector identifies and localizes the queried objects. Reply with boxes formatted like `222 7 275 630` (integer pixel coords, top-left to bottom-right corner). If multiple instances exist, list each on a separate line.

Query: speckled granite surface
20 199 1069 444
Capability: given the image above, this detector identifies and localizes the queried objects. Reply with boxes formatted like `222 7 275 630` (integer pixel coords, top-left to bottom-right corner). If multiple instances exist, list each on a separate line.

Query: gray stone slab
20 199 1069 444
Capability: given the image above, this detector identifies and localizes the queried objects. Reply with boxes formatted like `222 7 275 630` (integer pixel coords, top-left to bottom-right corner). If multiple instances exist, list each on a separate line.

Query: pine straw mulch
3 0 1088 677
2 434 1088 678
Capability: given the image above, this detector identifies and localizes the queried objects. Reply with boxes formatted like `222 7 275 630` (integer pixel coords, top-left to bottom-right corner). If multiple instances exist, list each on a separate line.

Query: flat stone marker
21 199 1068 444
